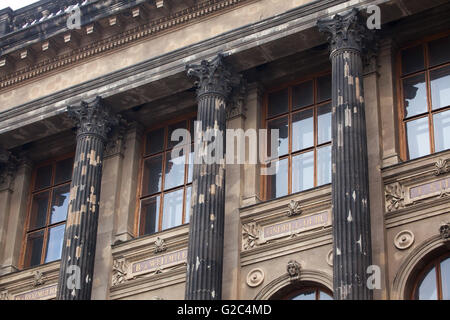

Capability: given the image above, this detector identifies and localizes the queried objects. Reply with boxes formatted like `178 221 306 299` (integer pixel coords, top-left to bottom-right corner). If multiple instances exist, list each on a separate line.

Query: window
288 287 333 300
264 73 332 200
412 253 450 300
399 33 450 160
22 155 74 268
137 114 195 236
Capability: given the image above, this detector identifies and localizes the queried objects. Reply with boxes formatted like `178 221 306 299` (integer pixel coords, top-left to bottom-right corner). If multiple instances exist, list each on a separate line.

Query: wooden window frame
135 111 197 237
261 70 332 201
284 286 334 300
19 152 74 269
397 31 450 161
411 252 450 300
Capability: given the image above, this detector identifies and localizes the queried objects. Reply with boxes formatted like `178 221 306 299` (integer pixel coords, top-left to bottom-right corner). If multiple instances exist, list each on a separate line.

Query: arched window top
288 287 333 301
413 252 450 300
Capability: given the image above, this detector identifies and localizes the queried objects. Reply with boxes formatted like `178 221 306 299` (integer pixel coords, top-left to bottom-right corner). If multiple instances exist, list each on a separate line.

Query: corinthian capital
317 8 376 56
186 53 241 99
0 147 18 188
68 96 119 141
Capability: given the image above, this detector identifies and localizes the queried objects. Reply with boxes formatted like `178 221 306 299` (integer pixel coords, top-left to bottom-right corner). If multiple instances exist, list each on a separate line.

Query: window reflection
45 224 65 263
292 109 314 152
433 110 450 152
317 145 332 186
268 159 288 200
430 66 450 110
162 189 184 231
414 255 450 300
142 156 163 196
292 152 314 193
164 148 186 190
25 231 44 268
268 116 289 157
140 196 160 235
268 89 289 118
406 118 430 159
403 74 428 118
50 185 70 224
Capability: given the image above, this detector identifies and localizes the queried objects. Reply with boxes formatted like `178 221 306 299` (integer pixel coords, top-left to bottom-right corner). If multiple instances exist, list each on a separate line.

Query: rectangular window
22 155 74 268
399 33 450 160
264 73 332 200
138 114 195 236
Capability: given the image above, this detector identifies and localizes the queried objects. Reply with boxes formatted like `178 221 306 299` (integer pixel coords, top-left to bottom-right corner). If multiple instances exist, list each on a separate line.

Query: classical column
185 54 240 300
57 96 118 300
318 8 376 300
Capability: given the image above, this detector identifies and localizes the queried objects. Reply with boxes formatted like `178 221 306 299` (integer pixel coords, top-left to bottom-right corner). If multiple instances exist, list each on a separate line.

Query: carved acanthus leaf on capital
68 96 120 141
186 53 242 99
317 8 377 57
0 147 18 188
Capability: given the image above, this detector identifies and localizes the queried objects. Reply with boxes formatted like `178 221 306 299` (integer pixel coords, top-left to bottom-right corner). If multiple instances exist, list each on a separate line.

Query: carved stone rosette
318 8 376 300
32 270 46 287
434 159 449 176
57 96 119 300
154 237 167 254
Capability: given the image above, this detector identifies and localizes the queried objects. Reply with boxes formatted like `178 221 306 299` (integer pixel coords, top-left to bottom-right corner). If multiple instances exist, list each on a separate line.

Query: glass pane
292 290 316 300
187 145 194 184
318 103 332 144
168 121 187 149
403 74 428 118
406 117 431 160
319 291 333 300
140 196 160 235
317 74 332 102
55 157 73 184
428 35 450 67
162 189 184 231
292 109 314 152
440 257 450 300
267 158 288 200
292 80 313 110
50 185 70 225
434 110 450 153
164 148 186 190
29 191 49 230
44 224 65 263
401 45 425 75
268 116 289 157
417 266 438 300
185 186 191 224
268 89 288 118
317 145 332 186
25 230 44 267
430 65 450 110
292 151 314 193
142 155 163 196
34 165 52 190
145 127 165 155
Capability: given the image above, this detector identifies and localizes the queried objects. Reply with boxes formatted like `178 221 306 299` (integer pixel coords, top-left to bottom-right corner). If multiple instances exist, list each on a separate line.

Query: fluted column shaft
57 97 118 300
185 54 240 300
318 9 375 300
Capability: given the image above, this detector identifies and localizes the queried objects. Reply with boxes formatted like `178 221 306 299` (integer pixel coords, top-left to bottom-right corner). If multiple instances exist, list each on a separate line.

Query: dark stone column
185 54 240 300
318 8 376 300
57 96 118 300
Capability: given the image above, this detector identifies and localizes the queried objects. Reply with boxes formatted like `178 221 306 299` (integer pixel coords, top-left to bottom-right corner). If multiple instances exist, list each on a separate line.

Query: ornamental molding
241 210 331 251
226 78 247 120
317 8 377 57
68 96 120 141
104 117 128 158
0 0 252 90
0 147 18 190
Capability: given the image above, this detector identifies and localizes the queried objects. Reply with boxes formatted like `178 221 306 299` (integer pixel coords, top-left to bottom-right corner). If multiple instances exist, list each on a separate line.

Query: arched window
412 253 450 300
269 282 333 300
288 287 333 300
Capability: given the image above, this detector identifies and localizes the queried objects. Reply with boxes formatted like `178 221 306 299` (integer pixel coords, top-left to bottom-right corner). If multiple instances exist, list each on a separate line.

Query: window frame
135 111 197 237
19 152 74 269
285 286 334 300
412 252 450 300
397 31 450 161
261 70 332 201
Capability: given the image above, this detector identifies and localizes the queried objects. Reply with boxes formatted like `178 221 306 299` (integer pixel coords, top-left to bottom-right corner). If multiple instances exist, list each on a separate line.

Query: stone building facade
0 0 449 300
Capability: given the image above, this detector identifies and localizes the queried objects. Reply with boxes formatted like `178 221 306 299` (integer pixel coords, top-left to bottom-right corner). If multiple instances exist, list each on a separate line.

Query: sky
0 0 41 10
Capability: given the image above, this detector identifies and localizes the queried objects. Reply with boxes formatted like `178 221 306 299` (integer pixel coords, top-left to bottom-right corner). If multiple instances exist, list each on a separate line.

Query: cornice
0 0 254 90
